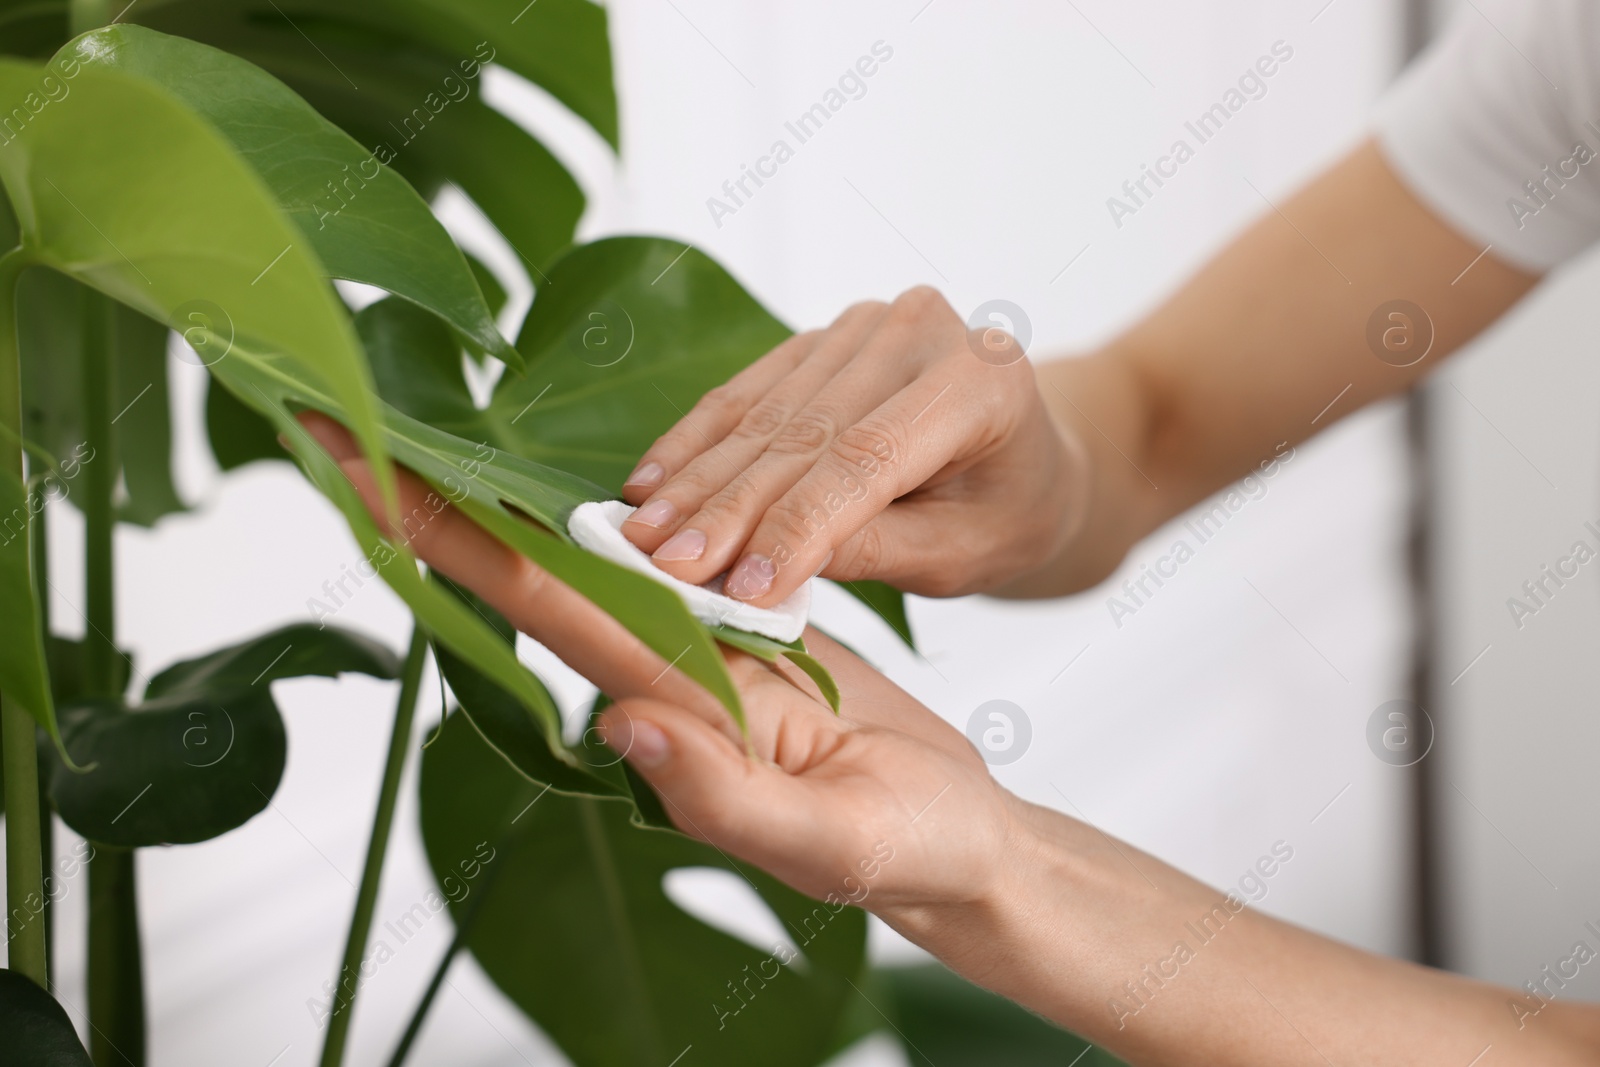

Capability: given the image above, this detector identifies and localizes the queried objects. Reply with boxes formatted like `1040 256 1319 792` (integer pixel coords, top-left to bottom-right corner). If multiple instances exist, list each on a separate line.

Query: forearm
882 797 1600 1066
995 138 1538 598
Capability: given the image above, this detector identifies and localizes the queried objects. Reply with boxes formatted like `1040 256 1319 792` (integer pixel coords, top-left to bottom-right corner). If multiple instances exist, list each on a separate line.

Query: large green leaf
204 373 282 471
356 298 480 436
0 42 395 513
420 708 869 1067
206 283 747 740
882 965 1125 1067
46 635 132 707
230 31 586 274
77 24 516 369
48 624 399 847
0 969 93 1066
494 239 792 493
134 0 618 148
428 577 629 800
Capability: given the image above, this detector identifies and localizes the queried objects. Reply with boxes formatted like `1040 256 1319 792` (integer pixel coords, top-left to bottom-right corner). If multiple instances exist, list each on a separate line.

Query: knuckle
510 554 551 600
833 421 900 473
692 382 744 422
731 396 790 441
763 494 832 551
833 300 889 330
667 460 728 499
890 285 949 321
770 408 836 455
695 472 759 526
843 521 888 576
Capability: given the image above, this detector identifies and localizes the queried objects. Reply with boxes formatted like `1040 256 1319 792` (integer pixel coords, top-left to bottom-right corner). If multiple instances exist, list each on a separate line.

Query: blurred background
14 0 1600 1061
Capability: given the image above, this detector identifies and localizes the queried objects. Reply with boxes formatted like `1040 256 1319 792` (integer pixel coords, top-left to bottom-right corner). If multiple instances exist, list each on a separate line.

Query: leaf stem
0 248 48 987
82 291 145 1067
319 626 429 1067
385 819 518 1067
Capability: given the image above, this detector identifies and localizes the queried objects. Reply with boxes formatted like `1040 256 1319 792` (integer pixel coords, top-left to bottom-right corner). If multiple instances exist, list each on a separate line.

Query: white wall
1428 250 1600 997
10 2 1426 1064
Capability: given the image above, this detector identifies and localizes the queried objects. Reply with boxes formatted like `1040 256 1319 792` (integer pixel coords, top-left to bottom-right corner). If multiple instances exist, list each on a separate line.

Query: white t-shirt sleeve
1374 0 1600 273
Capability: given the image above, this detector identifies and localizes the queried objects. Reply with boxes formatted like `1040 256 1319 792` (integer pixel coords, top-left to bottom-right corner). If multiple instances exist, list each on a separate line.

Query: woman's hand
617 286 1091 607
297 412 1021 913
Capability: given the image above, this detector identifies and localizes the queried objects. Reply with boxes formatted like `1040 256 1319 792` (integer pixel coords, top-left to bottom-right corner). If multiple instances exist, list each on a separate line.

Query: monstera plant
0 3 1118 1065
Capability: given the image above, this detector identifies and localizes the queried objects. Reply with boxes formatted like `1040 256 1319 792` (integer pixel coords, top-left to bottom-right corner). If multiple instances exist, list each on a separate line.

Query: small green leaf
49 624 399 847
144 622 400 701
50 691 284 847
420 710 869 1067
837 579 915 648
710 627 840 714
0 969 93 1066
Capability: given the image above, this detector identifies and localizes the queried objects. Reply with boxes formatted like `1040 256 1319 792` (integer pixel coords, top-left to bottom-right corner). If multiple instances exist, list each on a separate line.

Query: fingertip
599 708 672 770
623 460 665 495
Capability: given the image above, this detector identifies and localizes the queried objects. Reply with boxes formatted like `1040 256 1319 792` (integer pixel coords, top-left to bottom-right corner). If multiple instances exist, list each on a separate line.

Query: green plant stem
319 627 429 1067
82 296 116 695
385 823 517 1067
31 503 54 982
82 293 143 1067
1 249 48 987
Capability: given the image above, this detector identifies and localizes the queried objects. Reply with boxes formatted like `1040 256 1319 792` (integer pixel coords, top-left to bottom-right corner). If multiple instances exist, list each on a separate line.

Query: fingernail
813 550 834 578
625 461 664 490
654 528 706 562
626 499 677 529
726 554 775 600
628 720 671 768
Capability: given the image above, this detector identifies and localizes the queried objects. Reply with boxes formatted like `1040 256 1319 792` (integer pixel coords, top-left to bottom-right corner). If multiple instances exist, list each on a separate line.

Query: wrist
873 793 1076 987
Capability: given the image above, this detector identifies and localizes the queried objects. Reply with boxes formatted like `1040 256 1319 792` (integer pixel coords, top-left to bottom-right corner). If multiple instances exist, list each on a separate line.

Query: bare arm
889 793 1600 1066
1008 138 1539 596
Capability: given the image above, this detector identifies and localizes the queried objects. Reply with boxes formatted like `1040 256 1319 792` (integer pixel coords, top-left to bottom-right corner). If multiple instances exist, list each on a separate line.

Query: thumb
599 700 797 852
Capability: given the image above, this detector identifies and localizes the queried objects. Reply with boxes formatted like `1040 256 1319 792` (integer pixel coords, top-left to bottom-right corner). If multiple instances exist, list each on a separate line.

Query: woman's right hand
617 286 1091 608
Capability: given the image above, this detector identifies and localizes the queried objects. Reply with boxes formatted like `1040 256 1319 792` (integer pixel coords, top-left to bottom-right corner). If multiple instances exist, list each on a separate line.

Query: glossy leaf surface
79 24 515 368
0 42 395 512
49 624 398 847
0 969 93 1066
420 709 870 1067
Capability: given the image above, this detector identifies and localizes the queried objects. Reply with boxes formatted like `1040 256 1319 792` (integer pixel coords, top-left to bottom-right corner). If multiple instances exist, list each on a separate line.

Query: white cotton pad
567 499 811 643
